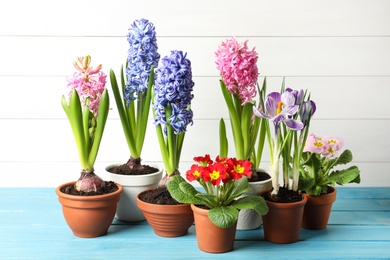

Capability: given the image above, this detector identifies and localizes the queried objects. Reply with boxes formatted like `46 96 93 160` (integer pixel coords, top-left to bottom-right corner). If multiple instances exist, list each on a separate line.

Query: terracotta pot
302 186 337 230
136 189 194 237
262 194 307 244
56 181 122 238
105 164 163 222
191 204 237 253
237 175 272 230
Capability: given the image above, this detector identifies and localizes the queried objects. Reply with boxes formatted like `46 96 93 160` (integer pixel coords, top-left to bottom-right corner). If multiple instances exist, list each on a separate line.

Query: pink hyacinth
66 56 107 117
215 37 259 104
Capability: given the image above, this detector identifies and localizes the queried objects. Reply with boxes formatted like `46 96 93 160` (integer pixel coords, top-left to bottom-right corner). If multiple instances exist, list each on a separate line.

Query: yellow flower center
193 170 201 178
277 102 284 115
209 170 221 180
234 164 245 174
314 141 324 148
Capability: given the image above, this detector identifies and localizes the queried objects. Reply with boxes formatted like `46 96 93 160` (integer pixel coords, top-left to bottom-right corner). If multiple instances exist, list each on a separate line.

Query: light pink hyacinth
215 37 259 104
66 56 107 117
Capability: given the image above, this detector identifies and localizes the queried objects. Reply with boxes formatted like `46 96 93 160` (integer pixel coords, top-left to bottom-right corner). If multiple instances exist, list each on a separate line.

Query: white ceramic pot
237 175 272 230
105 164 163 222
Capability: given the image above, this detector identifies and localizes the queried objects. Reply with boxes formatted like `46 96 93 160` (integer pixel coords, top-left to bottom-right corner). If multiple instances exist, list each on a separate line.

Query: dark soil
107 163 159 175
250 170 271 182
60 181 119 196
263 186 303 203
138 186 181 205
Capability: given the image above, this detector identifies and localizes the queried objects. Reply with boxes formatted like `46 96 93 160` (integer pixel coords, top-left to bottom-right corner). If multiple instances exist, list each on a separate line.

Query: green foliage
167 175 269 228
299 149 361 196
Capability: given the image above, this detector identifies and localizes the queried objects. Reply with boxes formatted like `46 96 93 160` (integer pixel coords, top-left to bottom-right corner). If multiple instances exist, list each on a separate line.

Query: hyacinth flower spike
109 18 160 170
62 55 109 192
152 50 195 186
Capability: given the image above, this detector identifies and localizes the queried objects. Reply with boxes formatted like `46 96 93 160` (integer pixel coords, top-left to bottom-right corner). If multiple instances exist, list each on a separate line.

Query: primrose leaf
208 206 238 228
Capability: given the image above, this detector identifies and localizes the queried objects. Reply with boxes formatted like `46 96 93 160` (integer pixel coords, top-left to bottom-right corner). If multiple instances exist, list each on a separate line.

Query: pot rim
56 181 123 201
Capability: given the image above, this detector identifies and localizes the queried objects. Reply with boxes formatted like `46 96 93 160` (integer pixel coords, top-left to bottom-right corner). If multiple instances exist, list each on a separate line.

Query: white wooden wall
0 0 389 187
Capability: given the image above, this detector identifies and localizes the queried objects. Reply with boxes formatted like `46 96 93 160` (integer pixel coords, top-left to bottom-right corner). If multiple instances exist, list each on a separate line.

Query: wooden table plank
0 187 389 259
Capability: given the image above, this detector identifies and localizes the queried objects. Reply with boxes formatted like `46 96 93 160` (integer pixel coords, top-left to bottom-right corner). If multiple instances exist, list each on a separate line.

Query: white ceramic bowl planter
237 176 272 230
105 164 163 222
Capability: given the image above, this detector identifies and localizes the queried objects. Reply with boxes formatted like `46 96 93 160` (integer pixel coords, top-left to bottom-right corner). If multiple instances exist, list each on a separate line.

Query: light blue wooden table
1 187 389 259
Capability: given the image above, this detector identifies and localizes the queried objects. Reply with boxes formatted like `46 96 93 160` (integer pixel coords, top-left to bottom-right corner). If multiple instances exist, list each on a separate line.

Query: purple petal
266 92 280 116
281 91 296 106
282 104 299 116
284 118 304 131
253 106 271 119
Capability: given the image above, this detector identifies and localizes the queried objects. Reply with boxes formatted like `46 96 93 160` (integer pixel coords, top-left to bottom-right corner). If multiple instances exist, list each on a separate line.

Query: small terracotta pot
105 164 163 222
56 181 122 238
136 189 194 237
302 186 337 230
191 204 237 253
262 195 307 244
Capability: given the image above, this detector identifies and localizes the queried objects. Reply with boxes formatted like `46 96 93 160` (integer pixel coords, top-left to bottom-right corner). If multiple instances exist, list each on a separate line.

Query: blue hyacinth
125 18 160 106
154 50 194 134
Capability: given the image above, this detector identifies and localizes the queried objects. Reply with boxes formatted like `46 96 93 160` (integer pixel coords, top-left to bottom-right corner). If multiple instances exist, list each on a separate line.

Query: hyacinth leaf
88 89 109 167
219 81 244 159
233 195 269 215
82 104 91 154
328 166 361 185
109 69 138 157
241 102 254 159
135 68 154 154
175 132 185 169
208 206 238 228
62 90 89 169
219 118 228 158
166 175 204 205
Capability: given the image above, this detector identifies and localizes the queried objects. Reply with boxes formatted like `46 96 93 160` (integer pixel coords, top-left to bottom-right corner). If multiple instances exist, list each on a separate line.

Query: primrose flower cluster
304 134 344 159
186 154 252 186
215 37 259 104
67 56 107 117
125 18 160 104
154 50 195 134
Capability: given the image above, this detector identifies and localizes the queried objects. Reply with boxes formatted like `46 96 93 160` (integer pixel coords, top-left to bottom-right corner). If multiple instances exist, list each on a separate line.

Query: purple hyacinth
125 18 160 106
154 50 195 134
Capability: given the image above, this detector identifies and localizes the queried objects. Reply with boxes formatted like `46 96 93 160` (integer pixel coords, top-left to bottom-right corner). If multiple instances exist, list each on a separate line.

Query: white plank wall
0 0 389 187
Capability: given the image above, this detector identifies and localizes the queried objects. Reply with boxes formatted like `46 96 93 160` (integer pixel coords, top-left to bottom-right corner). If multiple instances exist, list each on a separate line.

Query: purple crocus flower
300 100 316 126
154 50 195 134
253 91 304 134
125 18 160 106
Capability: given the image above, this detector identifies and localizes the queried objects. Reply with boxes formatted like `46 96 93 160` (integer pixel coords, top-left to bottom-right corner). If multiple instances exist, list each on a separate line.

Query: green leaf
88 89 109 167
219 118 228 158
208 206 238 228
328 166 361 185
229 177 250 199
327 149 353 169
166 175 204 205
233 195 269 215
109 68 137 157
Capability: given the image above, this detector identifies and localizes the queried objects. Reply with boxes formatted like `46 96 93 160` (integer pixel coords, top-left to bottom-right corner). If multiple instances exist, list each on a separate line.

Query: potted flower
299 134 361 229
136 50 195 237
215 37 272 230
253 84 316 243
167 154 269 253
56 55 122 238
106 18 163 222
